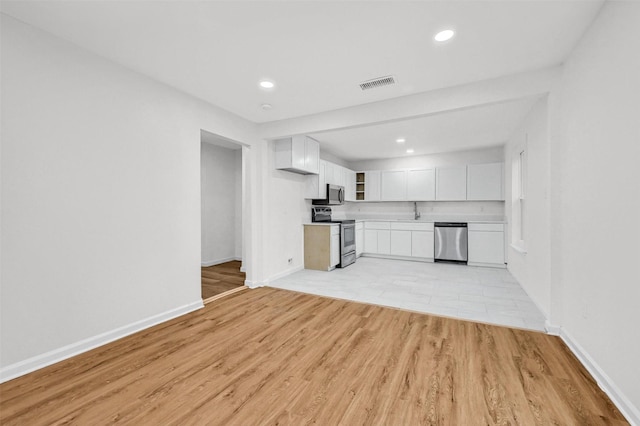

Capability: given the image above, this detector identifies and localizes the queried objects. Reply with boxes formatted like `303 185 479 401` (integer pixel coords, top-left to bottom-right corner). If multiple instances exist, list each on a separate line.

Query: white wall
500 2 640 420
0 15 265 378
347 146 504 171
265 140 309 281
200 142 241 266
550 1 640 418
504 98 551 317
338 201 504 221
234 149 243 260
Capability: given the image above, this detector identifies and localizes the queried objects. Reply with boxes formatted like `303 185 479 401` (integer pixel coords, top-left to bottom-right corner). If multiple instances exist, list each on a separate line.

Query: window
511 138 527 252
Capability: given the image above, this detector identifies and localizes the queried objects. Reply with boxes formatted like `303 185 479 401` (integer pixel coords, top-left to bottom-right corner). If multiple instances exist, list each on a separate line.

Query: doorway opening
200 130 247 303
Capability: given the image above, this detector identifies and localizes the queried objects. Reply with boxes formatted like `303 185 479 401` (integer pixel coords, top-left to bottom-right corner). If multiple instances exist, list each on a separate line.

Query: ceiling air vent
359 75 396 91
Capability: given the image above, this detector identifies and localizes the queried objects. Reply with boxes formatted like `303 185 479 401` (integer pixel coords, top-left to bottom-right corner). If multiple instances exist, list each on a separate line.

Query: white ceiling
309 97 539 161
1 0 604 160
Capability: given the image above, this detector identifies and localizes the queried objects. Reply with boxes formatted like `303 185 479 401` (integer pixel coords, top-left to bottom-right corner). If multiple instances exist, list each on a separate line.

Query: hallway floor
201 261 244 300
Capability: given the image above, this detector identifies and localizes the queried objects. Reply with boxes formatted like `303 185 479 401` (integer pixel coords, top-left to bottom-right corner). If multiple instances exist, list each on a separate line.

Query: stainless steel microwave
312 184 345 205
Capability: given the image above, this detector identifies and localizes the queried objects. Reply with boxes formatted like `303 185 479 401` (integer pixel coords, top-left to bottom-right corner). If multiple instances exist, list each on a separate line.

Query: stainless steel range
311 207 356 268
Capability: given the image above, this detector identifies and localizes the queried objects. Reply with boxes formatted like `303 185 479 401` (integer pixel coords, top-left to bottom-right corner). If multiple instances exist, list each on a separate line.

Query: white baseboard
245 279 263 289
544 320 561 336
559 327 639 425
361 253 434 263
0 300 204 384
245 265 304 289
467 261 507 269
201 256 241 267
267 265 304 285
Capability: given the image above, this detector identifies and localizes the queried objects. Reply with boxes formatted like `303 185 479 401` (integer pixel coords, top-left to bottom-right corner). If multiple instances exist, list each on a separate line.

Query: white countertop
342 215 506 224
306 214 506 225
353 218 506 224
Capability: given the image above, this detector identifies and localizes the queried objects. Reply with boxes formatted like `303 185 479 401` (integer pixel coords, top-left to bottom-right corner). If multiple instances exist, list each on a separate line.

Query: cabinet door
291 136 307 171
468 231 505 264
324 162 335 185
304 137 320 175
467 162 503 200
330 233 340 267
365 171 381 201
364 229 378 253
381 170 407 201
356 228 364 257
436 166 467 200
336 166 346 188
412 231 434 258
377 230 391 255
304 160 326 199
390 230 412 256
407 169 435 200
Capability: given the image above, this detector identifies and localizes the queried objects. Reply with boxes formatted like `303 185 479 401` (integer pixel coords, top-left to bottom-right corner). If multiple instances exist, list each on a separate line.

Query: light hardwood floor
0 288 628 425
201 260 245 300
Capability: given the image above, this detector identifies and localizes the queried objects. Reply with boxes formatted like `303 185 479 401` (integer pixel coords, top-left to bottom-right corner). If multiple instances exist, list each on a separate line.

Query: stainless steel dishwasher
434 222 468 264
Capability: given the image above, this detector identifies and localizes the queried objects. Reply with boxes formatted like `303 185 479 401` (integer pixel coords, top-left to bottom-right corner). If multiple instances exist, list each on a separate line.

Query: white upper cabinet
304 137 320 175
306 160 358 200
436 166 467 201
466 162 504 201
345 169 356 202
324 161 336 185
337 166 347 187
275 135 319 175
365 171 381 201
326 163 348 188
381 170 407 201
407 169 436 201
305 160 327 199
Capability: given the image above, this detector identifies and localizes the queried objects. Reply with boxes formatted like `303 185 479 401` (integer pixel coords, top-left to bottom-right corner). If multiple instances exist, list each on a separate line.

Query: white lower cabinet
364 229 378 254
411 231 434 259
377 230 391 255
468 223 505 267
360 221 503 267
390 230 412 256
364 230 391 254
364 222 390 254
363 221 434 260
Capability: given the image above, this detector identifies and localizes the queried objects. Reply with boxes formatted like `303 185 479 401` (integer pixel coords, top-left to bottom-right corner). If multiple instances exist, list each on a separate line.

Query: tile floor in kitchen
269 257 548 332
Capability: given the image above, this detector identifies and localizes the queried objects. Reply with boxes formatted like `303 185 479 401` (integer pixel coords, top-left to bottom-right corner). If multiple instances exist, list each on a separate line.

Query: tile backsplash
332 201 505 221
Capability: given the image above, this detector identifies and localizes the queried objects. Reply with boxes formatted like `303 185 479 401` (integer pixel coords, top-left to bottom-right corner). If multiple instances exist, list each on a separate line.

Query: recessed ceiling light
259 80 275 89
406 149 414 154
261 103 273 110
434 29 455 42
396 138 406 144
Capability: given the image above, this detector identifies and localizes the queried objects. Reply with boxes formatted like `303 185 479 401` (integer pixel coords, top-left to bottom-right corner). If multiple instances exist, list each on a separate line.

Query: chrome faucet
414 202 421 220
